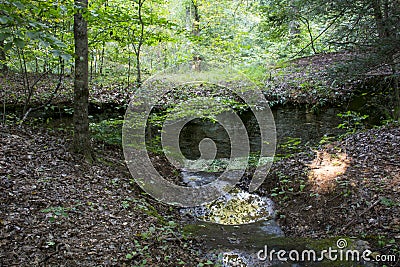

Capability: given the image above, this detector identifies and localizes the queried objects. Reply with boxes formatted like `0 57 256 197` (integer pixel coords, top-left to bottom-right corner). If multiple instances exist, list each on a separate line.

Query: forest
0 0 399 266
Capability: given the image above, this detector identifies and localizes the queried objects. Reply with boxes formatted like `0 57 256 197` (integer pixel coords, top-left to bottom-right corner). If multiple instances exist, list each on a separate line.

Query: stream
174 105 377 266
13 103 376 266
174 106 357 266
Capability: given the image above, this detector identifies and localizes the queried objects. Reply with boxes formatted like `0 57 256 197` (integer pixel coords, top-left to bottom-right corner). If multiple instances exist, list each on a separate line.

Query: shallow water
180 170 285 266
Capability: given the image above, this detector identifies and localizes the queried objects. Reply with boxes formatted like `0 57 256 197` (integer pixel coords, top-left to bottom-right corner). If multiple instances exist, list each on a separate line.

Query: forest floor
1 52 399 266
0 124 210 266
1 121 399 266
261 123 400 265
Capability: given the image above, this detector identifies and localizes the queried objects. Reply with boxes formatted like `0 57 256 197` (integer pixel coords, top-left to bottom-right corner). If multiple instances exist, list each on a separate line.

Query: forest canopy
1 0 398 80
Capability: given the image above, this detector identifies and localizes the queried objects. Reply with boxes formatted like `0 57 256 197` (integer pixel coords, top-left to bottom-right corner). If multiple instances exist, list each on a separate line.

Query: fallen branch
341 199 380 232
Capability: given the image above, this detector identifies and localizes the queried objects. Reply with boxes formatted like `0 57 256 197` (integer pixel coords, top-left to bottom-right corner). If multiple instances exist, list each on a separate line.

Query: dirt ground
261 124 400 266
1 122 399 266
1 53 399 265
0 124 209 266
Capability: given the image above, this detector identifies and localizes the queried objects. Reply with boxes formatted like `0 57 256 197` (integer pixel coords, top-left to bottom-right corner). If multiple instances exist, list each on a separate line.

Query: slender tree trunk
0 41 7 72
289 0 300 38
90 50 93 82
93 49 97 75
99 43 105 75
127 48 131 88
73 0 92 161
372 0 399 118
303 17 316 54
391 60 400 120
372 0 389 39
186 6 191 31
18 49 32 116
99 0 108 76
394 75 400 120
134 0 145 87
163 45 167 69
1 71 8 124
136 50 141 86
190 0 202 71
35 57 38 73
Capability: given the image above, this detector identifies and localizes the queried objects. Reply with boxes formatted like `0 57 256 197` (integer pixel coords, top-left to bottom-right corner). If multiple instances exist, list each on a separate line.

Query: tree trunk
372 0 399 119
136 50 141 86
0 41 7 73
190 0 202 71
73 0 92 161
372 0 389 39
394 75 400 120
391 60 400 120
302 17 316 54
99 43 105 75
288 0 300 38
134 0 145 87
89 50 93 81
127 47 131 88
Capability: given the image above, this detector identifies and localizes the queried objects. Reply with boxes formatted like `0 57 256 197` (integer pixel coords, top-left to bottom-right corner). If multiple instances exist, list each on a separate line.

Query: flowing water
176 107 376 266
22 104 368 266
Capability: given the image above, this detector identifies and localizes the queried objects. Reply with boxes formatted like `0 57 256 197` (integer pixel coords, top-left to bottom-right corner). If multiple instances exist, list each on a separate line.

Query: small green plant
299 182 306 192
377 235 387 248
270 172 295 203
280 137 302 150
337 111 369 136
276 137 302 159
121 200 130 209
125 239 151 266
319 134 336 145
380 197 397 207
90 119 123 145
45 240 56 247
63 107 74 115
197 260 216 266
337 180 352 197
41 206 69 222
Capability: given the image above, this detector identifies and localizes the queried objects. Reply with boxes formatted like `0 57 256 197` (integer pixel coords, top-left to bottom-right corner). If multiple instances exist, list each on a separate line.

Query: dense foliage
1 0 399 143
1 0 398 79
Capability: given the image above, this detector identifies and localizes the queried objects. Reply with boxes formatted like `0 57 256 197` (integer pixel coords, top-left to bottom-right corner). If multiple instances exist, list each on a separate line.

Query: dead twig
341 199 380 232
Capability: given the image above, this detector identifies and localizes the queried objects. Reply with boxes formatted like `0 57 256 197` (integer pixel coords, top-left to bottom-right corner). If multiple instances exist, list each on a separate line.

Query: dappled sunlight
307 151 350 194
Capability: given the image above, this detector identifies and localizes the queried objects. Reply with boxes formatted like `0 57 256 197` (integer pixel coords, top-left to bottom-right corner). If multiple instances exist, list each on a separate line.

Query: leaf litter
0 123 207 266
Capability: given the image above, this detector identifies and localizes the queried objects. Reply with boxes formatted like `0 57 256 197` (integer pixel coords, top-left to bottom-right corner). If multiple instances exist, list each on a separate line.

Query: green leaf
39 40 50 48
60 54 72 61
26 31 39 39
0 16 9 24
0 32 11 41
14 37 25 48
4 42 12 51
51 49 62 57
12 1 25 9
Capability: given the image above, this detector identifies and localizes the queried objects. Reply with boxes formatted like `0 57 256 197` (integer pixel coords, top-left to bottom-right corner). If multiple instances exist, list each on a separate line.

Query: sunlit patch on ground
307 151 350 193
